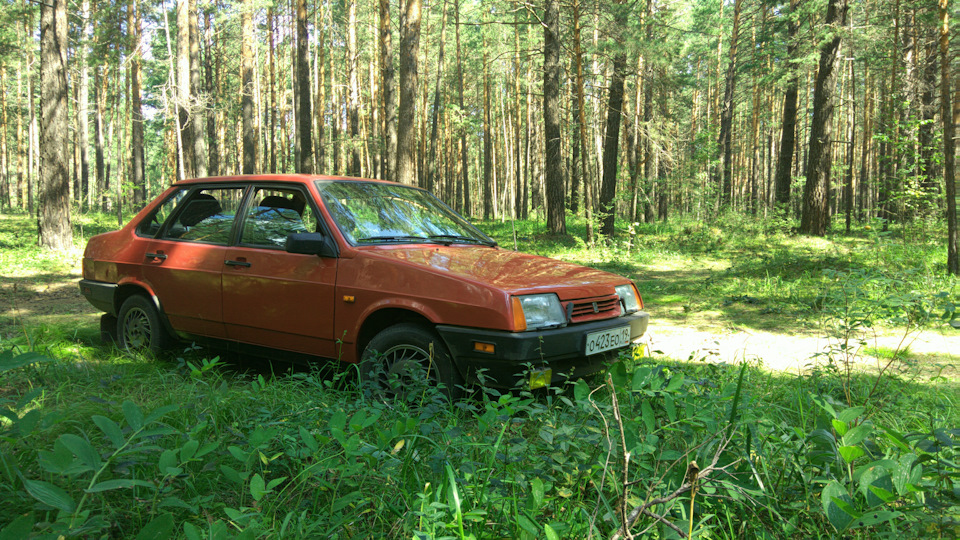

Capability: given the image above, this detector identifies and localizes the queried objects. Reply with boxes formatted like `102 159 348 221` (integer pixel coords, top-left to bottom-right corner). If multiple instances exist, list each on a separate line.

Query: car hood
362 245 627 299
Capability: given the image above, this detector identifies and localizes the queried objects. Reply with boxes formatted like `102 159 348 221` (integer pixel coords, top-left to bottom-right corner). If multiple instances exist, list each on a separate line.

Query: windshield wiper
428 234 498 247
357 235 432 244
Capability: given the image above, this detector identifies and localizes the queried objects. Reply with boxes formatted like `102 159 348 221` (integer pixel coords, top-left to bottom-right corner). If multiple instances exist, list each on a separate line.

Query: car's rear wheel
360 323 463 400
117 295 170 353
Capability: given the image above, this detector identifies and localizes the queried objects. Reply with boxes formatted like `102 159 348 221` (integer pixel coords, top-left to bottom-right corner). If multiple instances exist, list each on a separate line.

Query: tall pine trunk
176 0 195 178
455 0 469 212
130 0 146 205
426 0 448 194
241 0 256 174
799 0 848 236
543 0 566 234
717 0 742 207
380 0 397 182
941 0 958 274
774 0 800 209
296 0 313 173
599 48 627 238
347 0 360 176
396 0 421 185
189 0 206 177
39 0 71 250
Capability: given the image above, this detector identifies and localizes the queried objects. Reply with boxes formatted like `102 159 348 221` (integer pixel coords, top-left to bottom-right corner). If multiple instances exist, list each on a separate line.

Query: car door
222 185 339 358
139 185 246 338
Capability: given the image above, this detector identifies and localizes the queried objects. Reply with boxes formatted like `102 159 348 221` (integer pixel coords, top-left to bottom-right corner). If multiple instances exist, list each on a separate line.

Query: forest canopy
0 0 957 271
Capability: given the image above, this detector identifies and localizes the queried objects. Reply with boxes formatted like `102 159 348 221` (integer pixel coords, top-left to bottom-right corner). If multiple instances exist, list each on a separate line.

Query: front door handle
225 260 252 268
146 252 167 261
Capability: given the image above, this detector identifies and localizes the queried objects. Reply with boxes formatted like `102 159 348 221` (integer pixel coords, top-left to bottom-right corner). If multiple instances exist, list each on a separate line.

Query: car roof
173 174 398 187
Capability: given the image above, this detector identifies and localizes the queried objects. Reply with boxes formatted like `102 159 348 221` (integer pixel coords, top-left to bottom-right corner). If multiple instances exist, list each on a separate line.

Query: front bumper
436 311 649 388
79 279 117 315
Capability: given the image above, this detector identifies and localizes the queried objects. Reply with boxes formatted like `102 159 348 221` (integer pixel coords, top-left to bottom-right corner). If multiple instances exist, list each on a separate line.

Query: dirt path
647 310 959 378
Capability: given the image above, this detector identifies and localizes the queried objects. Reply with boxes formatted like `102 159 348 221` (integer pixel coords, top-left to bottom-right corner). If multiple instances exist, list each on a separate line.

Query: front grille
567 295 621 323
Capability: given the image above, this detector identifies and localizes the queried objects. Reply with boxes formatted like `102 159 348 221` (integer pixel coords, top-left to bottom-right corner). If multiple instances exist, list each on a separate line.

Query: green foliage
1 212 958 537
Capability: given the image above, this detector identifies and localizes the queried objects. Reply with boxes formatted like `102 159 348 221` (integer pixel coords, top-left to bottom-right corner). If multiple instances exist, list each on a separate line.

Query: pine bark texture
941 0 959 274
774 0 800 207
297 0 313 174
240 0 255 175
717 0 742 206
189 0 206 178
397 0 421 185
176 0 195 178
130 0 146 205
599 51 627 237
543 0 566 234
380 0 397 183
347 0 360 176
799 0 848 236
39 0 72 250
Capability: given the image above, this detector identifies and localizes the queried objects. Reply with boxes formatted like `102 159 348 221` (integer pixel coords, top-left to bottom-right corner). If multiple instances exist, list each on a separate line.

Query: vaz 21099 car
80 175 649 396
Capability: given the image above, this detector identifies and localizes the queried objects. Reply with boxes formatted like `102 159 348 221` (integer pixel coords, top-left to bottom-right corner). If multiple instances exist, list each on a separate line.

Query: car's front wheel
117 295 170 353
360 323 463 400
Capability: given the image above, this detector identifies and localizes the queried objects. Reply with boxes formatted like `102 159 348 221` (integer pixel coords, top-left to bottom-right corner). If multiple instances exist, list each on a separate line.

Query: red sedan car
80 175 649 395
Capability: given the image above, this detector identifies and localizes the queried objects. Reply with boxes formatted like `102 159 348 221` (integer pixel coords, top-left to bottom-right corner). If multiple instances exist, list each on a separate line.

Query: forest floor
3 244 957 381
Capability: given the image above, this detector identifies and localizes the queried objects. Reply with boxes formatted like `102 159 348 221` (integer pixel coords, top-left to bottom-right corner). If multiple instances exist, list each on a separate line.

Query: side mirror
286 232 338 258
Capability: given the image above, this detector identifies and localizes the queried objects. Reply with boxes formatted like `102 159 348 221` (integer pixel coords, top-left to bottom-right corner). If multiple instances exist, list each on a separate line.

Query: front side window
160 187 245 245
136 188 188 237
240 187 319 248
315 181 494 246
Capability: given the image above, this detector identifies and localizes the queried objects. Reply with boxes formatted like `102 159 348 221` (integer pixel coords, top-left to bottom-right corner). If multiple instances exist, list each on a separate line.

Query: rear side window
160 187 245 245
136 188 188 237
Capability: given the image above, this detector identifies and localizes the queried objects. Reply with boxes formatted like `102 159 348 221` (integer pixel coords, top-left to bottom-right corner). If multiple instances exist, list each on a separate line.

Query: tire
360 323 464 400
117 295 171 353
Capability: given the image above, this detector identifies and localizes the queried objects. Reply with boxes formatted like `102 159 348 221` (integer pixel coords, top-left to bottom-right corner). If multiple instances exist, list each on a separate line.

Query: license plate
585 326 632 356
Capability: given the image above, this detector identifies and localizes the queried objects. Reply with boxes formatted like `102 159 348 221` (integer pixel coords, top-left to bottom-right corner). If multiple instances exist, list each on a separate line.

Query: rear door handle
225 260 251 268
146 252 167 260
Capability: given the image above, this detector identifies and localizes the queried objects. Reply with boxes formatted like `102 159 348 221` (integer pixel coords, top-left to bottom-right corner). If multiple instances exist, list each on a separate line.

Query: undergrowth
0 211 958 538
1 342 957 538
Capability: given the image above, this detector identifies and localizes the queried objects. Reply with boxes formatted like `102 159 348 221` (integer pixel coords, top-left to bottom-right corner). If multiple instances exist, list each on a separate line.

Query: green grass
1 211 959 538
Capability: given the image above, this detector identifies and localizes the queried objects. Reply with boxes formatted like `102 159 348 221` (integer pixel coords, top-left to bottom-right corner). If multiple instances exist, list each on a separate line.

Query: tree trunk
543 0 566 234
79 0 91 208
844 48 856 233
397 0 421 185
513 3 524 218
95 67 107 211
204 10 219 176
241 0 256 174
39 0 72 250
482 43 493 219
599 49 627 238
296 0 313 174
25 0 37 213
717 0 743 207
176 0 195 178
189 0 206 178
129 0 146 206
774 0 800 209
941 0 958 274
0 67 8 207
347 0 360 176
426 0 448 193
799 0 848 236
573 0 593 244
380 0 397 182
455 0 469 212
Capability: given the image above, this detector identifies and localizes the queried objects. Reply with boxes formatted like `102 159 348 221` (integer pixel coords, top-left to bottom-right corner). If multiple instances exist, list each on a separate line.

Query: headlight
615 284 641 314
511 294 566 331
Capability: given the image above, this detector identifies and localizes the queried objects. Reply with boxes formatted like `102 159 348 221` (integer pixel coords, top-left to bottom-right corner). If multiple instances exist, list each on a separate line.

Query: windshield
315 181 496 247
